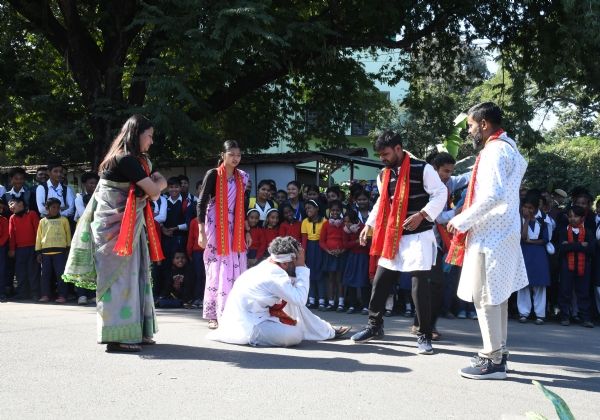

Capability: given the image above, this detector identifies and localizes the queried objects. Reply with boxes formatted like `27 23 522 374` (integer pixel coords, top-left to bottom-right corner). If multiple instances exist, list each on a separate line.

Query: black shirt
101 155 156 183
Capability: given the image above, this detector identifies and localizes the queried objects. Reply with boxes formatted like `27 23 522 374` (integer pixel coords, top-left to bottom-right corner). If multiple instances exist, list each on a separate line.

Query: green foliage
525 380 576 420
438 114 467 158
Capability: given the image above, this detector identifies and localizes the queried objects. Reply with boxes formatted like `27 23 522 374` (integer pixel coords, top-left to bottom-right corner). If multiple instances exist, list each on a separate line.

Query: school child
275 190 288 206
342 209 370 314
35 162 75 219
151 194 167 298
4 168 33 218
158 250 196 308
35 198 72 303
74 172 99 222
517 198 551 324
257 208 280 260
245 209 263 268
8 196 40 301
187 217 206 308
284 181 306 221
305 184 327 207
246 179 278 227
319 200 347 312
161 177 188 286
325 186 347 217
301 199 327 309
0 198 9 301
558 206 594 327
278 202 302 242
354 189 372 224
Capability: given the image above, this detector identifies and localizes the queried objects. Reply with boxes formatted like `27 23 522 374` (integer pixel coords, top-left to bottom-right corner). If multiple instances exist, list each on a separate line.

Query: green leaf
454 155 477 173
454 113 468 128
436 144 448 153
532 380 576 420
447 134 463 144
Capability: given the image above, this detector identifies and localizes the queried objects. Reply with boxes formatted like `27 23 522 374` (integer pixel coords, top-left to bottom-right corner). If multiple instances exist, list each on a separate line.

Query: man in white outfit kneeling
207 236 351 346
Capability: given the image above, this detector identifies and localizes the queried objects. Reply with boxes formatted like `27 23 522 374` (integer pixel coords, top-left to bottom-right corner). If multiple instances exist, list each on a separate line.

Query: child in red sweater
278 203 302 242
342 209 371 314
8 196 40 301
257 208 279 260
246 209 262 268
0 198 10 301
187 220 206 308
319 200 347 312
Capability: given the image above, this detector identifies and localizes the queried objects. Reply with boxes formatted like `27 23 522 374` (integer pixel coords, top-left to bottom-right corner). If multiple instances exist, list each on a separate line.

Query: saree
203 169 249 320
63 179 158 344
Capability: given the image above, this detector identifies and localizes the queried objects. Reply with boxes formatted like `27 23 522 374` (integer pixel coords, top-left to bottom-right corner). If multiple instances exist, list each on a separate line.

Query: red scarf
113 157 164 262
435 187 453 251
446 129 504 266
567 224 586 275
269 300 297 326
215 164 246 256
371 154 411 259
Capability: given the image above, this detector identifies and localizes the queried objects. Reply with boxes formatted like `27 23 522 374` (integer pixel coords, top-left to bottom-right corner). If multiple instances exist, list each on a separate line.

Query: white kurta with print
451 133 529 305
206 261 334 345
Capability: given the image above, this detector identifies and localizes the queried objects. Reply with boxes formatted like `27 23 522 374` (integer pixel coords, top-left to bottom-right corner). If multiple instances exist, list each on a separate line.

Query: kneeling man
207 236 351 346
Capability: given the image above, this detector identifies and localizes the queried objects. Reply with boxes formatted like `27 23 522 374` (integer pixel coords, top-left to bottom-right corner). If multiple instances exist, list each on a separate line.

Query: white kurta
451 133 529 305
206 261 334 345
366 163 447 271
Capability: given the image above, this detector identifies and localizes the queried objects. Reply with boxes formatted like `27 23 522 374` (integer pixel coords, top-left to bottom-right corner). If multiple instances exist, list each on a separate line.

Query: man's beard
470 123 484 148
283 263 296 277
383 153 400 169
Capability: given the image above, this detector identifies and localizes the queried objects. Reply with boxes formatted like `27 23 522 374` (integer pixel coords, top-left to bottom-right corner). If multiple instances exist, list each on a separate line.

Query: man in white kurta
207 237 350 346
448 102 528 380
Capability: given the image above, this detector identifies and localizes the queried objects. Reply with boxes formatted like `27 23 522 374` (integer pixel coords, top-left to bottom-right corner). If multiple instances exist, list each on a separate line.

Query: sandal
141 337 156 345
208 319 219 329
55 296 67 304
106 343 141 353
332 325 352 339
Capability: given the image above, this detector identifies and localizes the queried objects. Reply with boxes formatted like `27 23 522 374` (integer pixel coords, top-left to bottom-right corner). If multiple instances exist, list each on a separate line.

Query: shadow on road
140 343 412 374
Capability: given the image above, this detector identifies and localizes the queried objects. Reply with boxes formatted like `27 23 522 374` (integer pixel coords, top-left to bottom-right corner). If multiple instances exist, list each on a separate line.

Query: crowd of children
2 163 599 330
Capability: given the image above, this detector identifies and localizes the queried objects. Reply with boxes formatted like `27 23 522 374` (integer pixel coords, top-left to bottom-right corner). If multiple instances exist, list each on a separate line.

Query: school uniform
319 218 347 271
0 216 9 295
278 220 302 243
558 225 594 321
517 218 551 318
9 210 41 298
35 215 71 298
282 199 306 221
342 223 371 309
187 221 206 302
257 226 279 260
159 263 196 307
151 196 167 297
301 217 326 302
246 227 263 260
161 195 189 281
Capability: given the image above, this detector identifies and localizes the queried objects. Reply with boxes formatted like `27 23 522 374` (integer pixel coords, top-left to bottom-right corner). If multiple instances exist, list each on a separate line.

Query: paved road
1 301 599 420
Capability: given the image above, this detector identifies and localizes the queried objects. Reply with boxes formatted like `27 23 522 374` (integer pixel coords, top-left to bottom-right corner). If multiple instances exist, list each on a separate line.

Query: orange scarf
215 164 246 256
269 300 297 326
567 224 586 276
446 129 504 266
113 157 164 262
371 154 411 259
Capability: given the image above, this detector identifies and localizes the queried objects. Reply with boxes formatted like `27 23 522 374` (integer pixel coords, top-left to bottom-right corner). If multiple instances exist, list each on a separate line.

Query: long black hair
217 140 241 167
99 115 152 172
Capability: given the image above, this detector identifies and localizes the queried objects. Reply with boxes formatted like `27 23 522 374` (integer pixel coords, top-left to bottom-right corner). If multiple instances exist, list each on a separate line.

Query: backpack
40 183 68 204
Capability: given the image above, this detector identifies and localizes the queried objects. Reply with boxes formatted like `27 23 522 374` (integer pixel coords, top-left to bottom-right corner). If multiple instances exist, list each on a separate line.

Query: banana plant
525 380 575 420
437 113 468 158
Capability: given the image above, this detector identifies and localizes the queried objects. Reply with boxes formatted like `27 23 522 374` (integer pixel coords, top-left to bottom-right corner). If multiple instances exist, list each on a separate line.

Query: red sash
113 157 164 262
269 300 297 326
215 164 246 256
446 129 504 266
567 225 586 276
371 154 411 259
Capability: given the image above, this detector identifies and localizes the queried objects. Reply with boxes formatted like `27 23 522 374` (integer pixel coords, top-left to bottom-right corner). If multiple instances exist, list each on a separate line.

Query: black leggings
368 265 432 338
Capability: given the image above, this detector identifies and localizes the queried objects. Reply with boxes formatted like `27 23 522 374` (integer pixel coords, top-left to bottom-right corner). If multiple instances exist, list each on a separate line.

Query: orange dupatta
215 164 246 256
371 154 411 260
113 157 164 262
445 129 504 266
567 224 586 276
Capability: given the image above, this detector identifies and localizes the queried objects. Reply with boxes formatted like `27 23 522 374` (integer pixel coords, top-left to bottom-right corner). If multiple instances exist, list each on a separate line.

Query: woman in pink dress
197 141 250 329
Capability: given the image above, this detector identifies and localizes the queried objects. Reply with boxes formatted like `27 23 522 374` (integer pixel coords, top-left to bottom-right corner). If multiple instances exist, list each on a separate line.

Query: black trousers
413 248 446 330
368 265 432 338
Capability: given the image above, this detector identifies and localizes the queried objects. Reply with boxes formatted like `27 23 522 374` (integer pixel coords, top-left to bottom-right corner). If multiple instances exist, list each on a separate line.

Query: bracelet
245 229 251 234
419 210 426 219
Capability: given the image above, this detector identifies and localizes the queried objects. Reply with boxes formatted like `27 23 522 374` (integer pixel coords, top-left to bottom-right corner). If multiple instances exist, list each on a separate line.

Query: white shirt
0 185 6 197
153 196 167 224
167 195 188 231
7 187 26 197
366 161 447 271
207 261 311 345
74 194 86 222
451 132 529 305
36 181 75 217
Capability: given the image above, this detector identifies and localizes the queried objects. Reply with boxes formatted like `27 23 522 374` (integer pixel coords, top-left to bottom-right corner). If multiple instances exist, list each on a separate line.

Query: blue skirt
342 252 370 288
399 272 412 291
306 240 325 281
521 243 551 286
322 251 348 272
247 249 257 259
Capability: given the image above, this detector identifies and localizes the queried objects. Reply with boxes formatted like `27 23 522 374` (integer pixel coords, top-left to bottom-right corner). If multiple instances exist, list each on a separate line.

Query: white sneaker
77 296 88 305
88 297 97 304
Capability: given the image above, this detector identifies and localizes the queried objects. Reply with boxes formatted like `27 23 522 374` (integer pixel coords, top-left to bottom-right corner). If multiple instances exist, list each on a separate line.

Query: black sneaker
346 307 356 314
460 358 507 380
336 305 345 313
306 302 316 309
323 304 335 312
417 335 433 355
0 293 6 302
471 354 510 372
351 326 384 343
384 310 393 317
582 320 594 328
